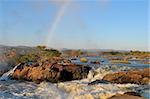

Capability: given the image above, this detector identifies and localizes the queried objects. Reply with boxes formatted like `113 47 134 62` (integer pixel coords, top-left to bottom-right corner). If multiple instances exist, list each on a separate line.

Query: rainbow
46 0 70 47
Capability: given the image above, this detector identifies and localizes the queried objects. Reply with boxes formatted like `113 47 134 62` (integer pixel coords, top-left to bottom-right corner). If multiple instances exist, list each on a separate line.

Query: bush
14 46 61 63
80 57 88 63
15 54 37 63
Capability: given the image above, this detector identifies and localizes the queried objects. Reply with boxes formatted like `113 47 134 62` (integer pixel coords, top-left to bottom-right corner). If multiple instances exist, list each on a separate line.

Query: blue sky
0 0 149 51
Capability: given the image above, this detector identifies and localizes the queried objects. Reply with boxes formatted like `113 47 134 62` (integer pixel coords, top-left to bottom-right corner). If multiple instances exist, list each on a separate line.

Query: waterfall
0 63 21 81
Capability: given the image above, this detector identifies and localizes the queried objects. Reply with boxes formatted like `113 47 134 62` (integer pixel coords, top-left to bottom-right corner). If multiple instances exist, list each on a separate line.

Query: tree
36 45 46 51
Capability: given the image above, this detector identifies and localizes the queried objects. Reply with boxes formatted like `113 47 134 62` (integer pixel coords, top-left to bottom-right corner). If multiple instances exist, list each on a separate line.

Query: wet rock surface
88 80 110 85
90 61 100 64
103 68 150 85
12 62 91 83
109 92 146 99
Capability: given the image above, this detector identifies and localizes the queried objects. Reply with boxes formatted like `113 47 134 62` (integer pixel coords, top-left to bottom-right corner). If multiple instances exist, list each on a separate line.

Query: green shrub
14 45 61 63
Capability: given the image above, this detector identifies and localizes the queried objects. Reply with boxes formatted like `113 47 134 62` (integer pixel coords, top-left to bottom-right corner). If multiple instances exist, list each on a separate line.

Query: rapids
0 64 149 99
0 63 21 81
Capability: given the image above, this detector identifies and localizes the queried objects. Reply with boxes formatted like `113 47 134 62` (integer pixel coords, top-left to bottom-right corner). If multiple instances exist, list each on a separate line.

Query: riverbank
0 46 149 99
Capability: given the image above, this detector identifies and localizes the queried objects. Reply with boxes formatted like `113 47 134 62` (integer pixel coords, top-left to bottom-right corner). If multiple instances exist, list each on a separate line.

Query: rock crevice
12 62 91 83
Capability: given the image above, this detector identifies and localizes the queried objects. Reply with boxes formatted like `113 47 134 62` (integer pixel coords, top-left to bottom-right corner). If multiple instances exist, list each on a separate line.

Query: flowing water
0 57 149 99
0 63 21 81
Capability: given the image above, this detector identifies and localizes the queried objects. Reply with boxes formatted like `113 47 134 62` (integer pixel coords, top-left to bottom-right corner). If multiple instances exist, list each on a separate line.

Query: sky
0 0 149 51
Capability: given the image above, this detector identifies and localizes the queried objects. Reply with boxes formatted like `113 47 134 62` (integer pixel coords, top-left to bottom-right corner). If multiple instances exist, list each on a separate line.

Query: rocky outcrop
80 57 88 63
12 62 91 83
109 92 146 99
103 68 150 85
88 80 110 85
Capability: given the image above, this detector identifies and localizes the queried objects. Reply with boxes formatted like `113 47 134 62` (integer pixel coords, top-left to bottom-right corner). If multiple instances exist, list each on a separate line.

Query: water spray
46 0 70 47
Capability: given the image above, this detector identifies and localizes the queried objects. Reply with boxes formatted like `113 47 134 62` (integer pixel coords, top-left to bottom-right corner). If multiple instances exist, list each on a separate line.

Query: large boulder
102 68 150 85
12 62 91 83
109 92 146 99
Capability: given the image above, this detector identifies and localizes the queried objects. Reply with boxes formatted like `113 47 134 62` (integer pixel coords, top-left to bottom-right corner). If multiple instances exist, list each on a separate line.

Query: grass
111 60 130 64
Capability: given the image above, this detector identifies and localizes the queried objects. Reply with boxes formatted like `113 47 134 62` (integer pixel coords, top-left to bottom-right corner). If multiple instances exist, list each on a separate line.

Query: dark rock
88 80 110 85
101 60 105 62
63 59 71 64
59 70 73 81
71 58 77 60
15 63 25 70
90 61 100 64
124 92 141 97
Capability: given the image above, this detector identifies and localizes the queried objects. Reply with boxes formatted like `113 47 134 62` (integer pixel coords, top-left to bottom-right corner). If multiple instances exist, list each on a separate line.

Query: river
0 56 149 99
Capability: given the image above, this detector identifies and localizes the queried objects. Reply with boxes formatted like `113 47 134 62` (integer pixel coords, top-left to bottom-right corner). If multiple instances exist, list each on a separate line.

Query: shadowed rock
90 61 100 64
109 92 146 99
12 62 91 83
88 80 110 85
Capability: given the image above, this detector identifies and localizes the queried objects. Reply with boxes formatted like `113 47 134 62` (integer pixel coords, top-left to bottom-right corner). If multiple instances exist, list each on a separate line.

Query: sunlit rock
12 62 91 83
103 68 150 85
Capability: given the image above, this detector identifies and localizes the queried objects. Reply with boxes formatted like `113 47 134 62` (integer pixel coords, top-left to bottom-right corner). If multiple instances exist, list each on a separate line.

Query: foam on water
57 80 140 99
55 65 148 99
0 64 149 99
0 81 68 99
55 65 142 99
87 65 131 82
0 63 21 81
34 82 67 99
0 80 148 99
0 81 38 99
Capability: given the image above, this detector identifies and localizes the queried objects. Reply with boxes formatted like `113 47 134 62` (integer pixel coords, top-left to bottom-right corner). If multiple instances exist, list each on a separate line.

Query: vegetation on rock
80 57 88 63
14 45 61 64
12 63 91 83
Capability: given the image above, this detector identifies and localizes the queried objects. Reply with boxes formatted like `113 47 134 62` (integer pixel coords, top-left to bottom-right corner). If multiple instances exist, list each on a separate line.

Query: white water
0 63 21 81
0 64 149 99
57 81 140 99
0 80 145 99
